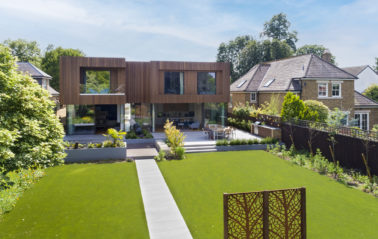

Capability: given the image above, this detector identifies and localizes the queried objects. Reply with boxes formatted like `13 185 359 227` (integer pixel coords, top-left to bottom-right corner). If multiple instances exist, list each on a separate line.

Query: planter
216 143 284 152
65 147 127 163
126 138 155 144
251 124 281 140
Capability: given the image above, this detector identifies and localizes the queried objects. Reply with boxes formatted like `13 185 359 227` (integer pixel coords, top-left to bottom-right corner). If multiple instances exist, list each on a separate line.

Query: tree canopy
3 39 42 67
261 13 298 51
0 45 65 172
41 45 85 91
296 44 336 64
363 84 378 101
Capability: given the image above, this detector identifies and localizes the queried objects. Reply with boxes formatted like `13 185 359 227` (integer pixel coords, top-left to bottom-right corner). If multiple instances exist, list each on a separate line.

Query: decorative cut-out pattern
224 188 306 239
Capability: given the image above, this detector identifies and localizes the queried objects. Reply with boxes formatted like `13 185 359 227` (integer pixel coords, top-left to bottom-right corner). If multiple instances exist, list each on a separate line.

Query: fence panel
224 188 306 239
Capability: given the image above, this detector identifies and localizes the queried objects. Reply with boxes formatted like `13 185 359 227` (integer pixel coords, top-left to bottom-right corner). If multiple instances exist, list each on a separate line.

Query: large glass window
67 105 95 134
164 72 184 95
204 103 226 126
80 70 110 94
197 72 216 95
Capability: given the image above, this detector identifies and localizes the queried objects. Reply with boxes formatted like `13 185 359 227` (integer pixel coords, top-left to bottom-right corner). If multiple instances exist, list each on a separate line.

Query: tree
0 45 65 172
363 84 378 101
281 92 306 121
296 44 336 64
375 57 378 72
41 45 85 91
261 13 298 51
3 39 42 66
216 35 253 82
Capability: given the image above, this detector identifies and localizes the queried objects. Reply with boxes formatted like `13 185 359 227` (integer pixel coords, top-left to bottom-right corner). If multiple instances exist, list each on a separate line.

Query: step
183 145 216 150
185 148 218 153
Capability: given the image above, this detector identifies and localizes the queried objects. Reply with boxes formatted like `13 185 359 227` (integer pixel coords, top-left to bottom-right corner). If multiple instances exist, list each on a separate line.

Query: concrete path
136 159 193 239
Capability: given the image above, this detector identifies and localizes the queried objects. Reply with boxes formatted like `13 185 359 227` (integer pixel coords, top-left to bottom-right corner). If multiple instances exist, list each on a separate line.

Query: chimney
321 49 332 63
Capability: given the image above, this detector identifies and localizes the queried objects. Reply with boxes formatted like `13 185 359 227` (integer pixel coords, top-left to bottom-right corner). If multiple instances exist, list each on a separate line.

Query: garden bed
65 147 127 163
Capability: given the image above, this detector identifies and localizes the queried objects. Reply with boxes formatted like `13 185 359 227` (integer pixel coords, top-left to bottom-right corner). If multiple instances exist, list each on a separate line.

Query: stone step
185 148 218 153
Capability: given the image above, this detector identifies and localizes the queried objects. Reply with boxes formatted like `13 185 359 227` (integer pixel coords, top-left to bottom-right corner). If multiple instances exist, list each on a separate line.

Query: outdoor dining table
207 125 226 140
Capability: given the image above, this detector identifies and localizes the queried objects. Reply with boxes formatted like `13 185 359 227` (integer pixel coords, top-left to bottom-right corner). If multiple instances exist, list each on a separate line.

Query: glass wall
204 103 226 126
67 105 95 135
80 70 110 94
164 72 184 94
130 103 152 131
197 72 216 95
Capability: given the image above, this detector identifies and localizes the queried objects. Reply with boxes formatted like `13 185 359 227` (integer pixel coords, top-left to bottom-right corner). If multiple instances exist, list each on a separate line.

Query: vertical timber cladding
59 56 127 105
150 61 230 103
224 187 306 239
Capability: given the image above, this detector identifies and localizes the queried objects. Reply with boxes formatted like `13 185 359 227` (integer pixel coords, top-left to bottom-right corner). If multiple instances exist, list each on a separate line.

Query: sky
0 0 377 67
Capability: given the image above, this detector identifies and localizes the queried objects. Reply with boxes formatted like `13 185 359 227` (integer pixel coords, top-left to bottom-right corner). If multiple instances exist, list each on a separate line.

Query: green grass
158 151 378 239
0 162 149 239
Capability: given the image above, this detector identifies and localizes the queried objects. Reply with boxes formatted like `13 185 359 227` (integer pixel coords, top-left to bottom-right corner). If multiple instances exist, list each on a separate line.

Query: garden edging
65 147 127 163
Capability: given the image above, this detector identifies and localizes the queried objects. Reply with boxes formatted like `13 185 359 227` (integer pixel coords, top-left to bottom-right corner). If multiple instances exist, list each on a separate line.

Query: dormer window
42 79 47 89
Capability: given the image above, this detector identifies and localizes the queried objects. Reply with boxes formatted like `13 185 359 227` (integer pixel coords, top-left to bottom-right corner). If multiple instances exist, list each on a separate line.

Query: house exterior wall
258 92 287 111
301 79 355 116
355 67 378 93
354 107 378 130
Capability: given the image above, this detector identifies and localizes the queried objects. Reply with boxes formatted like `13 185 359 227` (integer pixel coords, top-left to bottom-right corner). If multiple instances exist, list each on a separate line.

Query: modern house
60 56 230 135
230 54 378 130
342 65 378 93
16 62 59 103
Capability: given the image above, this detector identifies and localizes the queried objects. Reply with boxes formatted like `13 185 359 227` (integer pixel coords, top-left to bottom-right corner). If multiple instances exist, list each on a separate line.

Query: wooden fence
224 187 306 239
282 122 378 175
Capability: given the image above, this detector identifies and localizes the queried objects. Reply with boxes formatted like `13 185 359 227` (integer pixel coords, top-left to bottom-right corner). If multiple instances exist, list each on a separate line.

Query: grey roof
342 65 369 77
354 91 378 107
48 85 59 96
16 62 51 79
231 54 357 92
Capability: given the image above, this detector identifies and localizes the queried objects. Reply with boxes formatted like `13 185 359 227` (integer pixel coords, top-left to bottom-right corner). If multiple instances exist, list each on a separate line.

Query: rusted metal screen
224 187 306 239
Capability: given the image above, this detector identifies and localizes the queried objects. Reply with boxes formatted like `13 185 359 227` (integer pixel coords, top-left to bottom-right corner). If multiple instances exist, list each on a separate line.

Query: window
264 79 275 87
80 70 110 94
42 79 47 89
164 72 184 95
318 83 327 97
237 80 247 88
355 112 369 130
332 83 341 97
197 72 216 95
250 92 256 102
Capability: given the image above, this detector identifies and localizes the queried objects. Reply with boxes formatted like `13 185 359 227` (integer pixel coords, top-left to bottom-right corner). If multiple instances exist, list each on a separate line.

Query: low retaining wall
126 138 155 144
216 143 283 152
251 124 281 140
65 147 127 163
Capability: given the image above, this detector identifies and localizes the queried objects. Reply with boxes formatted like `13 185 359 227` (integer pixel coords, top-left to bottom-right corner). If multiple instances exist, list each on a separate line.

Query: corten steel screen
223 187 306 239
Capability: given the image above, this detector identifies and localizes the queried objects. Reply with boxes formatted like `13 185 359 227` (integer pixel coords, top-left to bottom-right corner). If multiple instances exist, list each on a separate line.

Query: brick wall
354 107 378 130
301 80 355 115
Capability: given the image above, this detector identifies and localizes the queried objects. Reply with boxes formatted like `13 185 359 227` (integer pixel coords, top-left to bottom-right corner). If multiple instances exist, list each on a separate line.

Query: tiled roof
342 65 369 77
16 62 51 79
48 85 59 96
354 91 378 107
231 54 357 92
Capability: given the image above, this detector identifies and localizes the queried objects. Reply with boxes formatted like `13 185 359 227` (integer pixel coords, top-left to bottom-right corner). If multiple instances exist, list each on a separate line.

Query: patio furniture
189 121 200 129
202 128 211 139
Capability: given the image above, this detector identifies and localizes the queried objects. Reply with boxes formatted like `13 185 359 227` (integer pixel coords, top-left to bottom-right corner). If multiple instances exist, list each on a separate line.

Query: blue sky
0 0 377 67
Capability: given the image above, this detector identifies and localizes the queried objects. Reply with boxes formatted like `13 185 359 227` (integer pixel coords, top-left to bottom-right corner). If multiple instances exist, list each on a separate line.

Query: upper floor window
250 92 256 102
80 70 110 94
332 83 341 97
197 72 216 95
164 72 184 95
318 83 327 97
42 79 47 89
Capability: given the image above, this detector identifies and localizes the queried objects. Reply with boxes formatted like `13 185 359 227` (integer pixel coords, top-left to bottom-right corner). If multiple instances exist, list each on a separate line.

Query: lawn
158 151 378 239
0 162 149 239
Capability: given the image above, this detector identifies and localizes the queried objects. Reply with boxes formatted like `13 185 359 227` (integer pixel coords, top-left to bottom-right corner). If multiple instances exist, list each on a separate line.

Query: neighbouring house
354 91 378 130
342 65 378 93
60 56 230 135
230 54 378 130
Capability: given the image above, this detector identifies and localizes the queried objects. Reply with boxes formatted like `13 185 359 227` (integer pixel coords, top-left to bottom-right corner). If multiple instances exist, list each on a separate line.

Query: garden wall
281 123 378 175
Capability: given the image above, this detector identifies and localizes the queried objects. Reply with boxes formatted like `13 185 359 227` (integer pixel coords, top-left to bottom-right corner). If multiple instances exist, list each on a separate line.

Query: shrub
164 120 186 159
154 150 166 161
102 140 114 148
281 92 319 122
126 130 137 139
304 100 329 122
103 128 126 147
0 45 65 172
260 137 278 144
175 147 186 160
216 140 228 146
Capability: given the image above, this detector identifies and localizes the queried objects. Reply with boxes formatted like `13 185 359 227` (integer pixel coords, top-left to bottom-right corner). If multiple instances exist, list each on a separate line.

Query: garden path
136 159 193 239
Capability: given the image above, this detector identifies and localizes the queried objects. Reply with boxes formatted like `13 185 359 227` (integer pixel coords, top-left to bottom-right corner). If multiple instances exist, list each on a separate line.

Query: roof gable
354 91 378 107
342 65 369 77
305 55 356 79
16 62 52 79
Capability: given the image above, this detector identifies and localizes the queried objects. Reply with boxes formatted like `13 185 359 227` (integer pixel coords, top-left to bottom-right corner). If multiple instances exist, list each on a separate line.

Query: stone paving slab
128 148 158 159
136 159 193 239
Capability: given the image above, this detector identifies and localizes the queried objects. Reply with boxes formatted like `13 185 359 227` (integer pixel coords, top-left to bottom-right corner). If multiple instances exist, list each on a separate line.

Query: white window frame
354 111 369 131
318 82 328 98
250 92 257 103
331 82 342 98
42 79 47 89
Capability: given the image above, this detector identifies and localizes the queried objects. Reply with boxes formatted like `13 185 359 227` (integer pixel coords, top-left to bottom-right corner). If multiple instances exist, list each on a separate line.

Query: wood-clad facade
60 56 230 105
